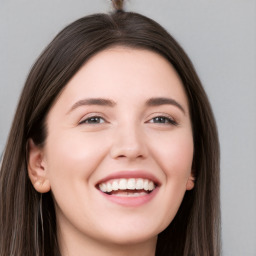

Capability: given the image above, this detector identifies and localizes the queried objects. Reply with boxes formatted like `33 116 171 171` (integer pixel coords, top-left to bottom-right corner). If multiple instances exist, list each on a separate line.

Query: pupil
155 117 166 123
89 117 100 123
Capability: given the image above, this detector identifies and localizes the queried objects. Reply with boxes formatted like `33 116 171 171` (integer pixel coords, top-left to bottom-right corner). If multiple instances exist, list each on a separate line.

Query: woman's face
30 47 194 249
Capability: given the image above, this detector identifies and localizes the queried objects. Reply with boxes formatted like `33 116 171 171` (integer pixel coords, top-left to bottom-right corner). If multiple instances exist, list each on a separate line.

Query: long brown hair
0 5 220 256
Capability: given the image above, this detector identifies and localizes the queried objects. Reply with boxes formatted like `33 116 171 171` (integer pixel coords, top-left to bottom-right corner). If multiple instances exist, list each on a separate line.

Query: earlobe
186 175 195 190
27 139 51 193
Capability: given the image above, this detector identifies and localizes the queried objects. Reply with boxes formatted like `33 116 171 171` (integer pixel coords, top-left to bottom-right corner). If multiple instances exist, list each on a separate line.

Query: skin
28 47 194 256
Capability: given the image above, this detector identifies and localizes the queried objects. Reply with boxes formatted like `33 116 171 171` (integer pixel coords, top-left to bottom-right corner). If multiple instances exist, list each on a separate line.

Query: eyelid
78 113 107 125
146 113 178 126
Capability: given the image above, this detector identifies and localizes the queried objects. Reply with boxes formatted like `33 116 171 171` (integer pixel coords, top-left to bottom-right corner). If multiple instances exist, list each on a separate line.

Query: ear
186 173 195 191
27 139 51 193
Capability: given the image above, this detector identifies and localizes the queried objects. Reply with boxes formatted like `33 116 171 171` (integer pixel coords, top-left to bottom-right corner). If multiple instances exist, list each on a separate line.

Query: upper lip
96 170 161 187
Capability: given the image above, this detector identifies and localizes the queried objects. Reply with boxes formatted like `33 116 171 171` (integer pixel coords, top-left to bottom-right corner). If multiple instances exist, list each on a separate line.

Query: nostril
109 130 148 160
110 146 146 160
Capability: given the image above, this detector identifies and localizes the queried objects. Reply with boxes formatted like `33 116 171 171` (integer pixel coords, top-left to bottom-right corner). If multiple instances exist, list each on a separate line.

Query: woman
0 1 220 255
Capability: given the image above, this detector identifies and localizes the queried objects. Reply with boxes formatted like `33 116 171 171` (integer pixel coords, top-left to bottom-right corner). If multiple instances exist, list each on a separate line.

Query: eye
79 116 105 125
149 116 177 126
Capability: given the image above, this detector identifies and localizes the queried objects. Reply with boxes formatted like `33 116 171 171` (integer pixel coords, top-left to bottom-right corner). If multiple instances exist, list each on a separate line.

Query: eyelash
79 116 106 125
79 115 177 126
148 115 178 126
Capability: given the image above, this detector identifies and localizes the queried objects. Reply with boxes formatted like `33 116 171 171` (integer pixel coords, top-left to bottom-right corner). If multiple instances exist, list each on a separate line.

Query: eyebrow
146 97 185 114
67 97 185 114
67 98 116 114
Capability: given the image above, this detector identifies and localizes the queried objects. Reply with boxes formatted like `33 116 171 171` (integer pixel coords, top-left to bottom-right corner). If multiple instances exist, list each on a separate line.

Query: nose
110 123 148 160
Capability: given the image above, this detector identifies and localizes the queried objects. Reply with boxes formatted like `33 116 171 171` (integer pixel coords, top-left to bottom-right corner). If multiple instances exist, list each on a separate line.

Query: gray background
0 0 255 255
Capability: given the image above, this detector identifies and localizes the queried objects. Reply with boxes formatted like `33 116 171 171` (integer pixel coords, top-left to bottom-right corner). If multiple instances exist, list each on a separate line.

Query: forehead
52 47 189 112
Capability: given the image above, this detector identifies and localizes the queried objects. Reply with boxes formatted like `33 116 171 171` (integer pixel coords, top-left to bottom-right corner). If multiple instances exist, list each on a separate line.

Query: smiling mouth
97 178 156 197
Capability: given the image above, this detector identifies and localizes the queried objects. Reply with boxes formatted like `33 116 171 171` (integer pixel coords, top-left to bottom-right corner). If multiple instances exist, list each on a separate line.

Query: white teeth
127 178 136 189
148 181 155 191
115 191 148 197
119 179 127 189
112 180 119 191
148 181 154 191
143 180 149 190
98 178 156 193
99 183 107 192
136 178 144 190
107 183 112 192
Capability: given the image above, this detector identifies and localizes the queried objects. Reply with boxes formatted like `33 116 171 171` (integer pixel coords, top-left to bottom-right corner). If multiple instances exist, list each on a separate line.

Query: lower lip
98 187 159 207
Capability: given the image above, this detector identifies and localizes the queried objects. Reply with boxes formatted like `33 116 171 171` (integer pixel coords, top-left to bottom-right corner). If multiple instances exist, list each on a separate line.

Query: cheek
150 129 194 179
42 131 110 225
150 134 193 229
44 131 109 185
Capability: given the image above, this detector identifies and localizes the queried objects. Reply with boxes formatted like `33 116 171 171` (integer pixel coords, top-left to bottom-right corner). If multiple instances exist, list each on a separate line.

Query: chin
95 221 163 246
103 231 158 246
